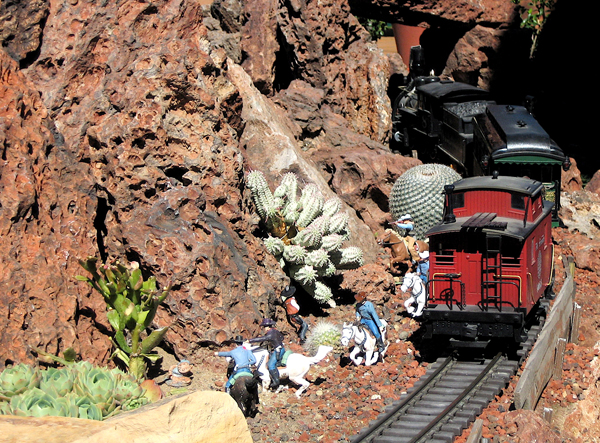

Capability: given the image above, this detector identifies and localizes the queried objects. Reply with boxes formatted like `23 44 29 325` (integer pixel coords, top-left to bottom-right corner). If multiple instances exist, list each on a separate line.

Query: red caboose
422 174 554 345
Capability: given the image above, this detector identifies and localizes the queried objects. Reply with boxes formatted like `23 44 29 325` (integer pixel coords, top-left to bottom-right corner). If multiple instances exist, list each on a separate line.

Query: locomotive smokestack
409 45 427 79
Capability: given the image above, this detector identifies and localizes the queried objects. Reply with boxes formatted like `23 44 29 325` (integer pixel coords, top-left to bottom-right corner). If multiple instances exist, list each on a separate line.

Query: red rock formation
348 0 517 26
0 0 292 368
0 50 109 365
0 0 595 375
0 0 412 369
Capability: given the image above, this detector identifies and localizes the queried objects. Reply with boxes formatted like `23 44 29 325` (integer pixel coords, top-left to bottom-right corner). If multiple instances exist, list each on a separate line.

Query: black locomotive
391 46 571 226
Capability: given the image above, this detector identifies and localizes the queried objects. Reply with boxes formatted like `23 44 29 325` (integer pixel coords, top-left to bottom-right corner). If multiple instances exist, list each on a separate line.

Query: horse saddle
230 370 253 386
277 350 293 368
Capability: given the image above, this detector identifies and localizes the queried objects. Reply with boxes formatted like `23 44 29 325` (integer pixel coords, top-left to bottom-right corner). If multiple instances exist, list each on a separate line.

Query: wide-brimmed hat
260 318 275 327
232 335 245 343
399 214 412 221
419 251 429 259
281 285 296 299
355 292 367 302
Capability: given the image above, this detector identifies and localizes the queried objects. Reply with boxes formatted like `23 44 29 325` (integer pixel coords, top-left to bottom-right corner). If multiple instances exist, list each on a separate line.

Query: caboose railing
428 273 465 310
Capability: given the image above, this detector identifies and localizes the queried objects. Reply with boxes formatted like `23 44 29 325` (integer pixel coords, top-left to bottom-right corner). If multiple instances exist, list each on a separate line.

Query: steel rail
351 356 454 443
407 352 504 443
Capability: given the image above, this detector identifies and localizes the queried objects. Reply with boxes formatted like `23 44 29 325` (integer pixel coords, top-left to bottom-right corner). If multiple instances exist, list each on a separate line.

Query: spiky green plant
76 258 170 380
247 171 364 304
303 321 344 355
389 164 462 241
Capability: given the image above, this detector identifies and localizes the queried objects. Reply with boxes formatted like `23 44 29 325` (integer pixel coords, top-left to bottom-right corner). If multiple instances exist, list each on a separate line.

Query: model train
421 173 553 346
391 46 571 226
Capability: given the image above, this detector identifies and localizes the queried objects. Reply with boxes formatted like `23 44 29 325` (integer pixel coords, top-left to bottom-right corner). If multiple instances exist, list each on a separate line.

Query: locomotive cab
422 175 554 346
473 104 571 226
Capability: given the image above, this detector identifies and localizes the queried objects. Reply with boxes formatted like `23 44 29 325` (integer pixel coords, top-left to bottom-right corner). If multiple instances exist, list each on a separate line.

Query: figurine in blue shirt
394 214 414 235
355 292 385 352
416 250 430 288
215 337 257 393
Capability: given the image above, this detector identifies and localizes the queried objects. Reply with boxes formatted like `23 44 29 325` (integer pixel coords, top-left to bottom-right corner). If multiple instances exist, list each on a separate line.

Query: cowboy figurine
401 272 427 317
281 285 308 344
416 250 430 288
214 336 256 393
394 214 414 236
248 318 285 390
354 292 385 352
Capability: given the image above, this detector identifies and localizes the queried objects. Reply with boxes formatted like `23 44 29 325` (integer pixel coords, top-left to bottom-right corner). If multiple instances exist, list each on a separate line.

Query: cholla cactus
389 164 462 240
303 321 344 355
246 170 364 304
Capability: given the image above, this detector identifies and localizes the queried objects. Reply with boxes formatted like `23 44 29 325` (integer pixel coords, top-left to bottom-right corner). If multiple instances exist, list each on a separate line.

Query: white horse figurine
341 319 388 366
401 272 427 317
249 345 333 398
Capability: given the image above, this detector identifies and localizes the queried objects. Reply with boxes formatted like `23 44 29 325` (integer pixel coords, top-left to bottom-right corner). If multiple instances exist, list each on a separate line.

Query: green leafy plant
0 363 152 420
358 17 389 41
76 258 170 380
246 171 364 305
512 0 556 58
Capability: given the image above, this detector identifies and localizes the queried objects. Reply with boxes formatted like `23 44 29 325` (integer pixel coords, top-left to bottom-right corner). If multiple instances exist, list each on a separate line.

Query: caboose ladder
482 234 503 311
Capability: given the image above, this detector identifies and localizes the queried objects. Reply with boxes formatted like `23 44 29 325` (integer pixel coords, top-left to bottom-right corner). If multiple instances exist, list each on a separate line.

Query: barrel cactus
246 170 363 305
303 321 344 355
389 164 462 240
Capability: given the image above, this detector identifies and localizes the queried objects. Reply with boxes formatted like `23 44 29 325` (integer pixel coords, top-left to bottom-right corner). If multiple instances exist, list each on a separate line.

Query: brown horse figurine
377 229 429 276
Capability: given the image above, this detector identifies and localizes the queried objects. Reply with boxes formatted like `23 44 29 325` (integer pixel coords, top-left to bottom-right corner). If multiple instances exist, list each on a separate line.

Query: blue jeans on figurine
268 346 285 371
360 318 382 340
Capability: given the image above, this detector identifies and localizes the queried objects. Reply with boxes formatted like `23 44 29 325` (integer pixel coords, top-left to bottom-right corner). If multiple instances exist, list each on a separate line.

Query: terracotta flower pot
392 23 425 65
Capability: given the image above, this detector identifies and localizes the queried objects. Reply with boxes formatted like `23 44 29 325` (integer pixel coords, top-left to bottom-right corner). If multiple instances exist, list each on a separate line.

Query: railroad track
351 353 518 443
351 302 548 443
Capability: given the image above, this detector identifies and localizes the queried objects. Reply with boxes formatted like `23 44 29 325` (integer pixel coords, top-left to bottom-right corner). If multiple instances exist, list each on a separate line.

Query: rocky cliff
0 0 595 370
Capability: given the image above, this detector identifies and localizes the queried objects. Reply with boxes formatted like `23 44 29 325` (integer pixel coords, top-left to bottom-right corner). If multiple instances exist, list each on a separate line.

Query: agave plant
246 171 364 304
0 363 41 400
76 258 170 380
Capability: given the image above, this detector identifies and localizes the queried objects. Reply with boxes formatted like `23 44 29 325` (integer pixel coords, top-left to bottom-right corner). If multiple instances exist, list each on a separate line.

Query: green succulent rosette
9 388 72 418
39 367 75 398
0 363 41 400
65 393 103 420
73 366 118 417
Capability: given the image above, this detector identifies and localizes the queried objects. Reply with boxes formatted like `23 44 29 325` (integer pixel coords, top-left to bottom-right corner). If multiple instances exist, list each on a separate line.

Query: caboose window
511 194 525 210
435 251 455 265
451 192 465 208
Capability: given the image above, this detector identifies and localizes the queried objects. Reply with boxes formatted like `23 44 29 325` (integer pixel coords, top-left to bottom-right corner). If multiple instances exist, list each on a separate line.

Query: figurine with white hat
394 214 414 236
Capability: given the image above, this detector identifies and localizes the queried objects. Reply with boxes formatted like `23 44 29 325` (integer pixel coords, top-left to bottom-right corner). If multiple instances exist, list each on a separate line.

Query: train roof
425 206 552 241
483 104 566 164
426 175 553 241
449 175 546 197
417 80 491 103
